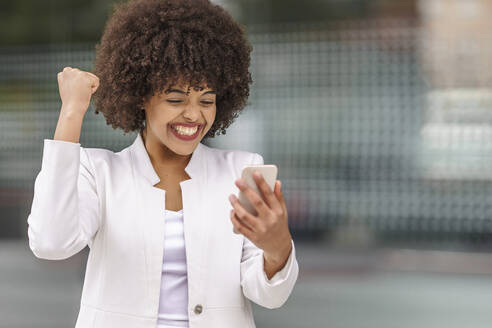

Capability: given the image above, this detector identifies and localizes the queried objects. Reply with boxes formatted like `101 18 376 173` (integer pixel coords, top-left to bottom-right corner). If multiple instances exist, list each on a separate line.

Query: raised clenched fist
57 67 100 114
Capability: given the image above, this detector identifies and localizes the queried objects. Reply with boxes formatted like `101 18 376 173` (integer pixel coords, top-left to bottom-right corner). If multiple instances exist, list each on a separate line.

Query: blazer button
194 304 203 314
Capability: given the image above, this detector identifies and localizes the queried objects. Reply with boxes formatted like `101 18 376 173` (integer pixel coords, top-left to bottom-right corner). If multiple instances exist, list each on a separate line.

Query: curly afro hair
92 0 253 138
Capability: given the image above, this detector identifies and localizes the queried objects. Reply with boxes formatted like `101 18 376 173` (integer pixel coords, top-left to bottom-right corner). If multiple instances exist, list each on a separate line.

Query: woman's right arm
27 67 101 260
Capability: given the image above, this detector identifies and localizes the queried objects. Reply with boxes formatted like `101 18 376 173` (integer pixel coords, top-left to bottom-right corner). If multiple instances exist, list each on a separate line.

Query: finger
231 206 254 231
234 179 270 218
230 209 255 240
86 72 100 88
79 72 99 92
252 171 283 213
274 180 288 216
229 194 260 231
274 180 288 219
86 72 99 80
89 76 100 92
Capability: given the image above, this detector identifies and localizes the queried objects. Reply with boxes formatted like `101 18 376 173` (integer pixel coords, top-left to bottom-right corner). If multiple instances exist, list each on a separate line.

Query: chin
168 142 198 156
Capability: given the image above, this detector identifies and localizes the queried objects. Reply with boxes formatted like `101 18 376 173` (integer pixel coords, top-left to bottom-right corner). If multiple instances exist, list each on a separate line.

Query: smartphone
233 164 278 234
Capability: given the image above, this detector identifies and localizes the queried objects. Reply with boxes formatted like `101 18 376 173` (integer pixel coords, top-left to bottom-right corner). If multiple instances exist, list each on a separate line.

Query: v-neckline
165 209 183 213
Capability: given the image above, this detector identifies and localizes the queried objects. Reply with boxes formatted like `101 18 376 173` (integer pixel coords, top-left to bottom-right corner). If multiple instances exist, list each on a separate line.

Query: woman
27 0 299 327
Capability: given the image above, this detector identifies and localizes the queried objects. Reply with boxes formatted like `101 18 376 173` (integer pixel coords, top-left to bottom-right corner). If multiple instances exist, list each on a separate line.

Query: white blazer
27 132 299 328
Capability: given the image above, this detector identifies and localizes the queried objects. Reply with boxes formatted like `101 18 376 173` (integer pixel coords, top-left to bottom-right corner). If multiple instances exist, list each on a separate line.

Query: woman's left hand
228 171 293 276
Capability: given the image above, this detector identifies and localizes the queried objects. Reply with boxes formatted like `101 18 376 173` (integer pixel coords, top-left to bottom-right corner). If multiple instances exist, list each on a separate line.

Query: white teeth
172 125 198 136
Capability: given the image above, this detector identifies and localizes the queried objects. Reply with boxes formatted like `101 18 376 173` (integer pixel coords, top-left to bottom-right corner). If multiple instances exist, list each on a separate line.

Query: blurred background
2 0 492 327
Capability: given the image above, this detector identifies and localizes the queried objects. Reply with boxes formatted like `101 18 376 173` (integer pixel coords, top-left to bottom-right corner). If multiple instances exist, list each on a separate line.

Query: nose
182 103 201 122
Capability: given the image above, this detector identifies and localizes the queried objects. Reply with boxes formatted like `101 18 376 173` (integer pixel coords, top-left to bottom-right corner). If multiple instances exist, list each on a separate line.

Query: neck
141 128 191 172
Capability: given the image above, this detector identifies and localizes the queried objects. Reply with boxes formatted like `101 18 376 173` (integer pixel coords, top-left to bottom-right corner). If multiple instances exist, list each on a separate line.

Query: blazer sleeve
27 139 101 260
239 152 300 309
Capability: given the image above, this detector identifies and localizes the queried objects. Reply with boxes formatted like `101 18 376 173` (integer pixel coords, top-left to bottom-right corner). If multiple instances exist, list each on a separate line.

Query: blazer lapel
180 143 209 308
128 131 165 315
128 131 210 314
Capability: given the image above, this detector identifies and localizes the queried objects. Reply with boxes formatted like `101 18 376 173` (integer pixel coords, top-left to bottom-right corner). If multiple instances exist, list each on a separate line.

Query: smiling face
141 82 217 158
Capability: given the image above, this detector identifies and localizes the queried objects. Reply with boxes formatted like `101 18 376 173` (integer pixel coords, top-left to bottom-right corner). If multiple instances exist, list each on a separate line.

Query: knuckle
274 209 284 217
253 198 263 207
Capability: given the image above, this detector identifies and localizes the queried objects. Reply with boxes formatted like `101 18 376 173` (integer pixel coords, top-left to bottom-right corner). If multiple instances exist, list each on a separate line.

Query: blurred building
1 0 492 247
418 0 492 181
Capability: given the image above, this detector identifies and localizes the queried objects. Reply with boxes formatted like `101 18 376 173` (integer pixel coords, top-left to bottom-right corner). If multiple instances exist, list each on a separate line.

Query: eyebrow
164 88 216 95
164 88 185 94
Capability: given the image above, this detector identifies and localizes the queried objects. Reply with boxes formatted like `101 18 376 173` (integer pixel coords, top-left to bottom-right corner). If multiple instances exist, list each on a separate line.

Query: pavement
2 240 492 328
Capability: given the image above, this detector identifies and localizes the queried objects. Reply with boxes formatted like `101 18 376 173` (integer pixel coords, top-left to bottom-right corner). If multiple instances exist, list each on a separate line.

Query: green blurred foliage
0 0 124 45
236 0 371 25
0 0 417 45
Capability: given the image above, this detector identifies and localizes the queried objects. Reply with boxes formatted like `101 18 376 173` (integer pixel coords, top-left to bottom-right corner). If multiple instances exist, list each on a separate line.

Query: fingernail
236 179 245 188
229 194 235 202
253 171 261 178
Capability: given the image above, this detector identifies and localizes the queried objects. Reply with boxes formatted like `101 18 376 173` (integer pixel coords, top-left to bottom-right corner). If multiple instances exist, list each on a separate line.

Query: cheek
201 109 216 135
151 109 174 126
207 107 217 125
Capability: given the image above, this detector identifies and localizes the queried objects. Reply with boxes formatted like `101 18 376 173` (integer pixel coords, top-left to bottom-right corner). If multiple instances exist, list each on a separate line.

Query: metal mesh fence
2 20 492 241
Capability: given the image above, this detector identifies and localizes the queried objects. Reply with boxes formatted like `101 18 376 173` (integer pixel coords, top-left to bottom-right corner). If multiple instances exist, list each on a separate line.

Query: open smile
169 123 202 141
